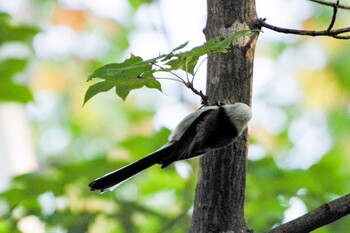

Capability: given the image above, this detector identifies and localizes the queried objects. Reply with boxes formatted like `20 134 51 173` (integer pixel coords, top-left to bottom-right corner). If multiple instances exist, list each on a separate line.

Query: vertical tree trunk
191 0 258 232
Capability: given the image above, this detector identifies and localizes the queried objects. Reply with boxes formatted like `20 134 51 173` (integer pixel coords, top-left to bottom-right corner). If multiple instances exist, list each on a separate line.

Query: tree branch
308 0 350 10
257 0 350 40
258 18 350 39
187 84 209 106
326 0 339 32
266 193 350 233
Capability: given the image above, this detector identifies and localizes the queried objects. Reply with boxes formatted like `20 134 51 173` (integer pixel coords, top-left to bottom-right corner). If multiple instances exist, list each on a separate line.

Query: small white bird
89 102 252 193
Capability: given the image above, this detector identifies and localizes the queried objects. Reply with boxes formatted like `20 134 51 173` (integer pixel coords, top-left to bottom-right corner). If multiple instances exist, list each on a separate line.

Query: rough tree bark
191 0 258 232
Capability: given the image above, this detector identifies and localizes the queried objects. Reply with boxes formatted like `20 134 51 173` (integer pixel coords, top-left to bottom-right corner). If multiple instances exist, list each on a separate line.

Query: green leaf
0 83 33 103
88 55 152 81
0 13 39 45
115 75 162 101
165 30 258 75
0 59 27 77
128 0 154 10
85 55 161 103
83 81 115 104
172 41 189 52
0 59 33 103
0 13 39 103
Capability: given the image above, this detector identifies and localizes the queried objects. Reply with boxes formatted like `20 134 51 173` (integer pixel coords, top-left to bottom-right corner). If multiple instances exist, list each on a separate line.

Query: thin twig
151 62 187 83
308 0 350 10
188 85 209 106
266 193 350 233
184 60 190 83
155 77 187 84
332 34 350 39
258 18 350 39
193 57 208 84
326 0 339 32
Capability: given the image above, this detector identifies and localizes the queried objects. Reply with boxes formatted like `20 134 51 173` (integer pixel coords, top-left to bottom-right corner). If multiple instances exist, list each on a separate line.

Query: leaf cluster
84 30 258 104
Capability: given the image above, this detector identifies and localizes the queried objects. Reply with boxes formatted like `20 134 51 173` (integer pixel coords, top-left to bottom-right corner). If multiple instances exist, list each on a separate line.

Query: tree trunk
191 0 258 232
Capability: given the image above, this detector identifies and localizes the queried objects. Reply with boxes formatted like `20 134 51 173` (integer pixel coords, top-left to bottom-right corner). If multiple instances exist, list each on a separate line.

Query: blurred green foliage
1 127 196 233
0 13 38 103
0 1 350 233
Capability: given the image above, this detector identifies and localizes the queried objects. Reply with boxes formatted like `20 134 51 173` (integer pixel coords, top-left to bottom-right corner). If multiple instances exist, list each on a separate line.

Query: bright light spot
40 126 72 155
0 104 38 175
153 103 193 131
74 33 110 59
33 26 110 59
251 101 288 134
145 190 176 207
117 183 139 201
157 0 206 46
38 192 56 215
278 111 333 169
0 43 32 59
55 197 68 211
127 31 169 58
297 42 327 70
253 58 275 96
27 92 58 121
174 161 192 179
297 188 308 196
72 137 109 159
17 215 45 233
282 197 307 223
271 74 302 106
253 57 302 107
59 0 130 23
0 0 22 14
187 206 194 215
0 199 9 216
248 144 266 160
257 0 314 28
34 26 77 59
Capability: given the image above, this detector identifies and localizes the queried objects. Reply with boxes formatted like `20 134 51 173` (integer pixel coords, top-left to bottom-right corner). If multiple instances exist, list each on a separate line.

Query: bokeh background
0 0 350 232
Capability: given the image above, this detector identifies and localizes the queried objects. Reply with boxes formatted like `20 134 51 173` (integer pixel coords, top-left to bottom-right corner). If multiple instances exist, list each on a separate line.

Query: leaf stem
185 60 190 83
155 77 186 84
151 62 187 84
192 57 208 84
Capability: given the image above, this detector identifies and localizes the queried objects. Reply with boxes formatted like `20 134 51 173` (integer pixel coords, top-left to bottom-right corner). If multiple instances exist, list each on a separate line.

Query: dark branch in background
266 193 350 233
309 0 350 10
326 0 339 31
258 0 350 39
257 1 350 232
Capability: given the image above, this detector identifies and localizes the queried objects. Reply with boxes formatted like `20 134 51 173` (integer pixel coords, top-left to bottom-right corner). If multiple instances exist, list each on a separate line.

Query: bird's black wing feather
191 106 238 152
159 109 214 168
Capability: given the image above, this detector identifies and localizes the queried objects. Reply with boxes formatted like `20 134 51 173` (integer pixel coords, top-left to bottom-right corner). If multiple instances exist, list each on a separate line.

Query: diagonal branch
266 193 350 233
308 0 350 10
257 0 350 40
258 18 350 39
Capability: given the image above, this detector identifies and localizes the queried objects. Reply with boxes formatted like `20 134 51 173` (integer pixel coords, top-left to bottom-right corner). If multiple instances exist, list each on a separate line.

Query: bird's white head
222 102 252 136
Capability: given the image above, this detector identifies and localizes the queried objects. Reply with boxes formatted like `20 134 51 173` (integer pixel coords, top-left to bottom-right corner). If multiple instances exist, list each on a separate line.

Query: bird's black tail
89 145 172 193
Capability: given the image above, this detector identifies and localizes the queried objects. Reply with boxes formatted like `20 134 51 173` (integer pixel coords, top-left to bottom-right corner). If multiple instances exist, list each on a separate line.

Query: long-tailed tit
89 102 252 193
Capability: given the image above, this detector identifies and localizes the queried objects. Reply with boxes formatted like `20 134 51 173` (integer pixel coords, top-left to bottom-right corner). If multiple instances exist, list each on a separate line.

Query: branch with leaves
84 30 258 106
267 193 350 233
258 0 350 39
